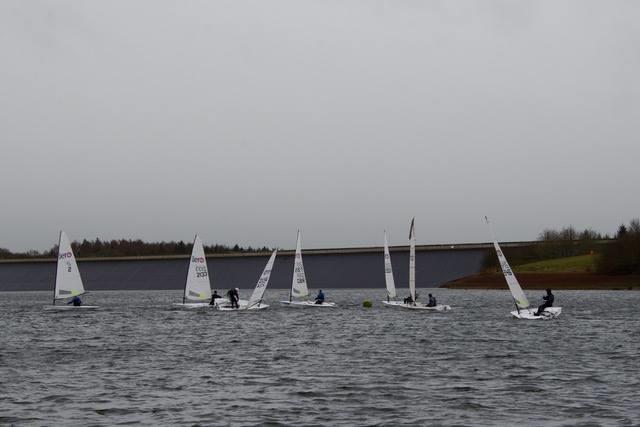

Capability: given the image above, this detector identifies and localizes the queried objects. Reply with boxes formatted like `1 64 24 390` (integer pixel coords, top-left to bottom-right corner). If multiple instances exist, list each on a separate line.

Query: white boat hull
217 303 269 311
382 301 451 311
44 305 99 311
172 302 212 309
218 251 276 311
280 300 337 307
173 298 248 309
511 307 562 319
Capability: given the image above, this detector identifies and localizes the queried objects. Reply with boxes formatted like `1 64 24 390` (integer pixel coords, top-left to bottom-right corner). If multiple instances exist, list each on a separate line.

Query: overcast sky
1 0 638 252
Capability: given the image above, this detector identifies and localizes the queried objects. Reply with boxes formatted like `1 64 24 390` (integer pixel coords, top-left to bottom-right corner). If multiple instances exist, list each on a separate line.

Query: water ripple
0 289 638 426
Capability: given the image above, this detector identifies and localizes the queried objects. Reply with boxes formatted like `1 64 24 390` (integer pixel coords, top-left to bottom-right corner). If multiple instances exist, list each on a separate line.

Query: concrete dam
0 243 515 292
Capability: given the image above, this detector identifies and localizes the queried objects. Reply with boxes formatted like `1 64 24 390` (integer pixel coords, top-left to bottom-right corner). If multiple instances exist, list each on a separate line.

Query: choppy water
0 289 638 426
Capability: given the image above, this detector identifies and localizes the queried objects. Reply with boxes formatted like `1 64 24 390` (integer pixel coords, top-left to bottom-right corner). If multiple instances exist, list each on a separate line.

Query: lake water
1 289 638 426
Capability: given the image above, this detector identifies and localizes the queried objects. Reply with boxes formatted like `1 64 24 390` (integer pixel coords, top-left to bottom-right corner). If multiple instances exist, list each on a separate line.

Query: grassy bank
513 254 597 273
443 254 639 290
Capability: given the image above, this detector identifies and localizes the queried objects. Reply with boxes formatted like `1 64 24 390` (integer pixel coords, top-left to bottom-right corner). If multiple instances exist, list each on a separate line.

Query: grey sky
1 1 639 252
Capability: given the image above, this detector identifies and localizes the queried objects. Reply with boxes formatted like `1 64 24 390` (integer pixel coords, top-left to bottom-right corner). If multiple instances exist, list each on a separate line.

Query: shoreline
442 272 640 290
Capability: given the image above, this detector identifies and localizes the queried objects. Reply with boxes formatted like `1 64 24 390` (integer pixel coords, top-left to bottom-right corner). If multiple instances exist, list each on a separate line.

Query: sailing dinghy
44 231 99 310
382 220 451 311
218 250 277 311
173 235 247 308
280 231 336 307
380 231 402 307
173 235 215 308
485 216 562 319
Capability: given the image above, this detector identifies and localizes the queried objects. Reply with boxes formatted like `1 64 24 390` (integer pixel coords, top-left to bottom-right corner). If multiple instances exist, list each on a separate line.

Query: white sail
54 230 85 300
184 235 212 302
383 231 397 299
248 250 277 308
485 217 530 309
291 230 309 299
408 218 416 302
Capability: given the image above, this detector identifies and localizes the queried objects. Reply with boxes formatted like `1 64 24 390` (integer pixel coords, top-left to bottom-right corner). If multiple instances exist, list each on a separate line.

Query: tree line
483 219 640 275
597 220 640 274
0 238 272 260
3 220 639 275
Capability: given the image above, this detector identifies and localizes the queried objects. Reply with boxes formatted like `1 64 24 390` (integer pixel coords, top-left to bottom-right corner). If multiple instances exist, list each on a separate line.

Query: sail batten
485 217 530 309
184 235 212 302
291 230 309 299
383 232 397 299
54 231 85 300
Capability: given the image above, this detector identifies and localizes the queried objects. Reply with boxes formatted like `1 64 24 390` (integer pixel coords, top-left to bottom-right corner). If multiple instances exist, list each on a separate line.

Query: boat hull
279 300 337 307
173 299 248 309
217 303 269 311
172 302 212 309
511 307 562 319
44 305 99 311
382 301 451 311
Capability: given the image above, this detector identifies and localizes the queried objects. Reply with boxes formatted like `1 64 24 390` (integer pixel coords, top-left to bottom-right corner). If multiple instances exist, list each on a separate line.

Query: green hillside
513 254 597 273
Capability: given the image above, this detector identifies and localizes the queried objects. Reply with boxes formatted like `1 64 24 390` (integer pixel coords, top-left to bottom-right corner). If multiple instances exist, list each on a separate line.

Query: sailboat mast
289 232 293 302
485 216 531 310
289 230 298 302
408 218 416 305
52 230 62 306
183 234 198 304
383 230 397 302
290 229 310 302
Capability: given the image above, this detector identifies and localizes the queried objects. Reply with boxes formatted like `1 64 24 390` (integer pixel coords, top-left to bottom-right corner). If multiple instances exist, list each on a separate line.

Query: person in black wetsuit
535 289 554 316
226 288 239 309
226 288 233 306
315 290 325 304
67 296 82 306
210 290 222 306
233 288 240 308
426 293 437 307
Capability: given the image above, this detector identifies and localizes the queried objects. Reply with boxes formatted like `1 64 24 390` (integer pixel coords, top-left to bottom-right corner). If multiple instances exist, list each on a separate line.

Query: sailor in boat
535 289 555 316
226 288 240 309
404 295 413 305
210 290 222 306
315 289 325 305
67 295 82 307
233 288 240 308
426 293 437 307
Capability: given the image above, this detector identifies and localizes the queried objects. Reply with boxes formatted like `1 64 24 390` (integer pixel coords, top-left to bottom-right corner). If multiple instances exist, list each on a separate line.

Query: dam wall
0 243 501 291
